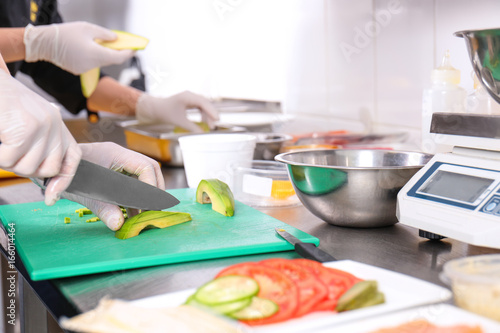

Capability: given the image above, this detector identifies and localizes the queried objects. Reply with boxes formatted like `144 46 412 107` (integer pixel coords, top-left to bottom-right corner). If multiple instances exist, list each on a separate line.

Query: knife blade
46 159 179 210
275 227 336 263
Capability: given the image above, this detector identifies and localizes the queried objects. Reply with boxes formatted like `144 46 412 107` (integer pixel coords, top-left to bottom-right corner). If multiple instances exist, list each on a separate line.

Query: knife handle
295 243 337 263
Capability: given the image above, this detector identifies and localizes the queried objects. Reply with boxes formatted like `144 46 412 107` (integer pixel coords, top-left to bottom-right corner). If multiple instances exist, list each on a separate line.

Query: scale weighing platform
397 113 500 249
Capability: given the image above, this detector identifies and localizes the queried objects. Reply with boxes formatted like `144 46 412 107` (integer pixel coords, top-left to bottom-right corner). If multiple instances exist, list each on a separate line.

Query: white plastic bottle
466 73 500 115
421 50 466 154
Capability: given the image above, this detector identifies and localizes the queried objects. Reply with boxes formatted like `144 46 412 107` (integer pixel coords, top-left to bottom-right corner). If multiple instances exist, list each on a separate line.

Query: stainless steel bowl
455 28 500 103
275 149 433 228
252 133 293 160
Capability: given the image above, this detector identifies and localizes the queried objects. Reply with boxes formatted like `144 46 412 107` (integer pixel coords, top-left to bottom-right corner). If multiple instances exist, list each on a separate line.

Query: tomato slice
216 262 299 325
293 259 362 312
260 258 328 318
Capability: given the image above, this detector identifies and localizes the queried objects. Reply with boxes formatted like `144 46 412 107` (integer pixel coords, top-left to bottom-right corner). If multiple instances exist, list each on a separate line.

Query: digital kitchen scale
397 28 500 249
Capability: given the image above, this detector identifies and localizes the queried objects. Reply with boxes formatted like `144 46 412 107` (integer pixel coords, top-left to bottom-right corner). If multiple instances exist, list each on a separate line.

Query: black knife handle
295 243 337 263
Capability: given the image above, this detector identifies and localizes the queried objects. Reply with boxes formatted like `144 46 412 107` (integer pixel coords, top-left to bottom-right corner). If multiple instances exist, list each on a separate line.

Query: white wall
58 0 500 142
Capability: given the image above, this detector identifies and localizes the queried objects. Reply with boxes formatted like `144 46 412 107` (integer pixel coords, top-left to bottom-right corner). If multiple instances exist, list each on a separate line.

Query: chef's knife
275 227 336 263
42 159 179 210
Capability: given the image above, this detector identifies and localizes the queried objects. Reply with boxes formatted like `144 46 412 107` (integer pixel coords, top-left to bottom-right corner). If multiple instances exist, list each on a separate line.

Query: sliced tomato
216 262 299 325
293 259 362 312
260 258 328 318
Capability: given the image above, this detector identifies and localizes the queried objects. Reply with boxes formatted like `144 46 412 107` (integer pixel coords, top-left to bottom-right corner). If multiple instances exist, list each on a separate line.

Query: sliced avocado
95 30 149 50
357 291 385 309
115 211 191 240
196 179 235 217
335 280 379 312
81 31 148 98
80 67 100 98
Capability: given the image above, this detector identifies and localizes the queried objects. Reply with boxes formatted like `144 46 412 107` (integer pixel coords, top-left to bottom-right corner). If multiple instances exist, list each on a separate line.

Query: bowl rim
274 149 433 170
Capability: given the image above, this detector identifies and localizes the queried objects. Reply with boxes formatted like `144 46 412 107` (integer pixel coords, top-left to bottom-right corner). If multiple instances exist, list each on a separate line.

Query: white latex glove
135 91 219 133
24 22 134 75
0 70 82 205
61 142 165 231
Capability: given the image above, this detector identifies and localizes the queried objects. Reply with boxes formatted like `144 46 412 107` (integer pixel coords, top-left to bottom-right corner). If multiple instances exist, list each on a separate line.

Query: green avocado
115 211 192 240
196 179 235 217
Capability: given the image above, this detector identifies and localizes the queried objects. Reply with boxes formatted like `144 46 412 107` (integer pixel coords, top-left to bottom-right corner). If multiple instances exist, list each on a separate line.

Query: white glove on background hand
61 142 165 231
24 22 134 75
0 70 82 205
135 91 219 133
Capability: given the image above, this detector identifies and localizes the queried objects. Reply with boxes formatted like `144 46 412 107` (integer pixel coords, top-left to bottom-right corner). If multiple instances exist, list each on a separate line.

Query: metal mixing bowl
275 149 433 228
455 28 500 103
252 133 293 160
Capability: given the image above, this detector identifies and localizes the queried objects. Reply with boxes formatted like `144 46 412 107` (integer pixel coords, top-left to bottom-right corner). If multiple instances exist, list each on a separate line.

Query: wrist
135 93 155 123
24 23 50 63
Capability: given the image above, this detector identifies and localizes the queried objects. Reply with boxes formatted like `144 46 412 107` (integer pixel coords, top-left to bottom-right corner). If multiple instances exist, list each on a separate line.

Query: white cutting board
132 260 453 333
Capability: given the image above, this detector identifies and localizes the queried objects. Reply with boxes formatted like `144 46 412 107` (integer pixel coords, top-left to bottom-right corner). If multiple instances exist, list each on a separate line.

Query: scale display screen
418 170 494 204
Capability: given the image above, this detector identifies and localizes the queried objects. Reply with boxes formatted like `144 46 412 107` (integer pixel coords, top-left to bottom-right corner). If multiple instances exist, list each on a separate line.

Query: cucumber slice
193 275 259 306
186 295 252 314
229 297 279 320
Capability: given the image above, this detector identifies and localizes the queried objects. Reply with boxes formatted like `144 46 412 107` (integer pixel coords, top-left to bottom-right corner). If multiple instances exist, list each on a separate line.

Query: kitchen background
41 0 500 150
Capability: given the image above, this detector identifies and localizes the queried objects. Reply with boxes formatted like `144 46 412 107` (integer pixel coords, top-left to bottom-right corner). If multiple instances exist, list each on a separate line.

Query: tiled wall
58 0 500 143
283 0 500 139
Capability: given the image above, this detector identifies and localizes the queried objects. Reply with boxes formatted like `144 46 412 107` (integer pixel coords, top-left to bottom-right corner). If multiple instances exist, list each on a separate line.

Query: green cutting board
0 188 318 281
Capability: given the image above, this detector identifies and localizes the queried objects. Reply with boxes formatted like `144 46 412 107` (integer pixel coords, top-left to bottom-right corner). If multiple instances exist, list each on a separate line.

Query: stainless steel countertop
0 118 499 320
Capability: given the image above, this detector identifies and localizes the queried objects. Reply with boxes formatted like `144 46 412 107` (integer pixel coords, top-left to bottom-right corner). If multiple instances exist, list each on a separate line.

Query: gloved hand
61 142 165 231
24 22 134 75
135 91 219 133
0 70 82 205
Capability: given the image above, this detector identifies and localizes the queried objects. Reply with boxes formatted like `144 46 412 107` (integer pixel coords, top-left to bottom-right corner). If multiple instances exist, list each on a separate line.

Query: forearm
0 52 9 73
87 76 143 116
0 28 26 63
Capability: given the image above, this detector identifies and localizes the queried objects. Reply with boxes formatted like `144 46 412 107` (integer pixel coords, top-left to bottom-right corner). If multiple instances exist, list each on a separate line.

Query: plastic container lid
178 134 256 152
442 254 500 285
431 50 461 85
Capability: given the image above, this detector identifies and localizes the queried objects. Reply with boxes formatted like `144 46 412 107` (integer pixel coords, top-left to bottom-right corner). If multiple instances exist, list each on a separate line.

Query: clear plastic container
441 254 500 322
232 161 300 207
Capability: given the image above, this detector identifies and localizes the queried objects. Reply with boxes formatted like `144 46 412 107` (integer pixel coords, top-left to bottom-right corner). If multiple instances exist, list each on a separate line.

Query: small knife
275 227 337 263
42 159 180 210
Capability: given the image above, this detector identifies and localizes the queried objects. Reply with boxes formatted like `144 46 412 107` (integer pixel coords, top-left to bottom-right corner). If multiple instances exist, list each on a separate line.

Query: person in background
0 53 165 231
0 0 218 132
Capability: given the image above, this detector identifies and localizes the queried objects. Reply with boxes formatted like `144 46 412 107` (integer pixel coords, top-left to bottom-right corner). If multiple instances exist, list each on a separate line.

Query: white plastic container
178 134 256 189
421 50 467 154
441 254 500 322
232 161 300 207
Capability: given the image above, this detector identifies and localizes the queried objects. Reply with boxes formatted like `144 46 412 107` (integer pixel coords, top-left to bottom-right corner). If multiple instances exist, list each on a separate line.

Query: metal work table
1 118 499 332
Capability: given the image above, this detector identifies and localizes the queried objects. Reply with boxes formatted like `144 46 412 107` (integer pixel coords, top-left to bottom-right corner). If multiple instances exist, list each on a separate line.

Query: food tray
117 120 246 166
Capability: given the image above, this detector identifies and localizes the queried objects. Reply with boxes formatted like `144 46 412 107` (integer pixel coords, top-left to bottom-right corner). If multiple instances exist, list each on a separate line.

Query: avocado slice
196 179 235 217
81 30 148 98
115 211 192 240
95 30 149 50
80 67 100 98
336 280 382 312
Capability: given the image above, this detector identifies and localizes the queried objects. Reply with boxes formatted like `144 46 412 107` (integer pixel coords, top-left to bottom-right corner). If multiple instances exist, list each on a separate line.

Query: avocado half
115 211 192 240
196 179 235 217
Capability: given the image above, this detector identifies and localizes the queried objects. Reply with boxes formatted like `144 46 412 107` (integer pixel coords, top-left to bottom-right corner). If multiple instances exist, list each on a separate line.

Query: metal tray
116 120 246 166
